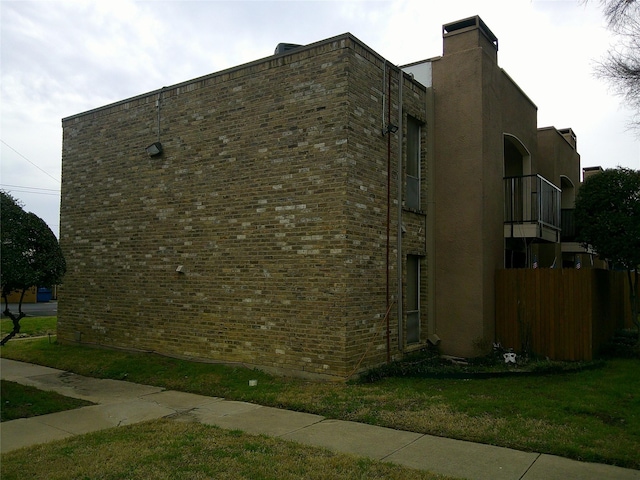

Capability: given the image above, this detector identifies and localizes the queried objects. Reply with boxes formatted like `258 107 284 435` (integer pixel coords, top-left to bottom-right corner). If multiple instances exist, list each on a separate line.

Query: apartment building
59 16 582 376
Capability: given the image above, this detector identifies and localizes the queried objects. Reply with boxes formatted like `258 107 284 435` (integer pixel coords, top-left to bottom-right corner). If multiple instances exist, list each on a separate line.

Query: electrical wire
0 139 60 183
1 189 59 196
0 184 60 197
0 184 60 192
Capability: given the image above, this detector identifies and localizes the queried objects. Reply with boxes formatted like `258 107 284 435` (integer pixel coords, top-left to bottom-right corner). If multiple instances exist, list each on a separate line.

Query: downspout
384 61 392 363
426 87 436 338
396 70 404 351
156 87 165 142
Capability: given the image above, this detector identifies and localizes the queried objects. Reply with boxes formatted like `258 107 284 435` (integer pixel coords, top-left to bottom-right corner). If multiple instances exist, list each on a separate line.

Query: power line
3 189 59 196
0 139 60 183
0 184 60 193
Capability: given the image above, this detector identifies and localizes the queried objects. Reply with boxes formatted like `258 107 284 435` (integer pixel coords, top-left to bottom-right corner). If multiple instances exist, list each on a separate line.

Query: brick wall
59 34 429 379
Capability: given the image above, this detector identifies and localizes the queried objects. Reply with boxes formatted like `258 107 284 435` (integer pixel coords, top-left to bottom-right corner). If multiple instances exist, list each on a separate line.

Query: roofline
538 126 578 150
62 32 405 123
500 68 537 111
400 56 442 69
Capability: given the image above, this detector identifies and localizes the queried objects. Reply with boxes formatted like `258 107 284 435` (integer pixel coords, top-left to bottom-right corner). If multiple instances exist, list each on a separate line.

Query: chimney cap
443 16 498 51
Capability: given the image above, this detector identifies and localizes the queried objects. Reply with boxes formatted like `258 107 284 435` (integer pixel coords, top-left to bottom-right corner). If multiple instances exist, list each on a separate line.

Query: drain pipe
156 87 167 142
385 63 392 363
396 70 404 351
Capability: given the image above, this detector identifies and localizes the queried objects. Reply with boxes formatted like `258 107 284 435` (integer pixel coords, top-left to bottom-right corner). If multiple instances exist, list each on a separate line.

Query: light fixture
382 124 399 135
145 142 163 157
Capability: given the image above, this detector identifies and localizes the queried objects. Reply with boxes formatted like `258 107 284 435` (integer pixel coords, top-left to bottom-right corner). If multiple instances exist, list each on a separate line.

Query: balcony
504 174 561 243
560 207 593 255
561 208 576 242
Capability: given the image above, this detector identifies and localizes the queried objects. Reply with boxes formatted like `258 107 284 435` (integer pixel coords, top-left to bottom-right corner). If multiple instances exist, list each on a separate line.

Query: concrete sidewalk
1 358 638 480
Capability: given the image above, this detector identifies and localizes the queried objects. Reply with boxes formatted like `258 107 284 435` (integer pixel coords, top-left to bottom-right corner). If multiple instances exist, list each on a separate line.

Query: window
406 255 421 344
406 117 421 210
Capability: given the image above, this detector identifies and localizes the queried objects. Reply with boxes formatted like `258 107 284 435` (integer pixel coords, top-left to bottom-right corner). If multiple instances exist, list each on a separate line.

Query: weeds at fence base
358 346 605 383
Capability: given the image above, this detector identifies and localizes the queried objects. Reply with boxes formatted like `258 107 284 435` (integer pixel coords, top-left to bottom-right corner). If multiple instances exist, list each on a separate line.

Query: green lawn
0 316 56 338
1 324 639 470
1 419 455 480
0 380 93 422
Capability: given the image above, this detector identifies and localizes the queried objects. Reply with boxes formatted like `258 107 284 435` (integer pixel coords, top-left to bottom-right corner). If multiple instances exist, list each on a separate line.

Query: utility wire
0 139 60 183
3 189 59 196
0 184 60 193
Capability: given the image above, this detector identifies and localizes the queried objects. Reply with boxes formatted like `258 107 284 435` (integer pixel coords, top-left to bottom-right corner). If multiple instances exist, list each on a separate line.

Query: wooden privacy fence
495 269 636 361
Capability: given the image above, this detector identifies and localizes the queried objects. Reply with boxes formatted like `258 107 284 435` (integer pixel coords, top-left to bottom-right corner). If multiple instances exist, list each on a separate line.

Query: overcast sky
2 0 639 237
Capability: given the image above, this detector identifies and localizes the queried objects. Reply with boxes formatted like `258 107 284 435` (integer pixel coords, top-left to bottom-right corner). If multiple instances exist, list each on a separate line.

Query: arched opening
504 134 531 177
560 175 575 209
503 134 532 268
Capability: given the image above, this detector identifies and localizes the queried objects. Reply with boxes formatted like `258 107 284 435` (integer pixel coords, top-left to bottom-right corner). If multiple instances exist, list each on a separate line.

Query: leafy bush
600 329 640 359
358 347 604 383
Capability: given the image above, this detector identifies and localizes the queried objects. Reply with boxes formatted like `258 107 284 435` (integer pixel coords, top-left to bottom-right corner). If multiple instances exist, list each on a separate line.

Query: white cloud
1 0 638 237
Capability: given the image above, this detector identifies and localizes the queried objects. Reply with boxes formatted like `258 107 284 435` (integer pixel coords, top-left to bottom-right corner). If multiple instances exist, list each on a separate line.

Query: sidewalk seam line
519 453 542 480
379 433 426 462
275 416 327 438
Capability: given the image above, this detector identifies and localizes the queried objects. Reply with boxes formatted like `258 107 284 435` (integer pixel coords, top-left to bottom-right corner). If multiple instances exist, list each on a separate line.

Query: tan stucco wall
431 24 539 357
537 127 581 192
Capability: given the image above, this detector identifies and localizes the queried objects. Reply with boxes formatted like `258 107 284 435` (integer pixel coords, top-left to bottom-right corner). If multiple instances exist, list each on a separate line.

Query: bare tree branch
599 0 640 31
590 0 640 132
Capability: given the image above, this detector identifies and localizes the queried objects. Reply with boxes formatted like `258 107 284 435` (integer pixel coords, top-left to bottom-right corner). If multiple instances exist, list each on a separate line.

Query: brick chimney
443 16 498 63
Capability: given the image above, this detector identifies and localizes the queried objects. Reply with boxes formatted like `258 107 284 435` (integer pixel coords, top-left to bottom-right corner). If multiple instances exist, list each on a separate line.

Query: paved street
1 301 57 318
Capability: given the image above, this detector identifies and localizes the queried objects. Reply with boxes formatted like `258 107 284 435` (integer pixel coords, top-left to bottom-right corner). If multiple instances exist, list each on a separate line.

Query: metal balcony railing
504 174 561 241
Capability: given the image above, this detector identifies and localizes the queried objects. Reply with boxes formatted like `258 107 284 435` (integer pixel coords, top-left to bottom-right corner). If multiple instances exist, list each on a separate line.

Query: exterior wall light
382 124 399 135
145 142 163 156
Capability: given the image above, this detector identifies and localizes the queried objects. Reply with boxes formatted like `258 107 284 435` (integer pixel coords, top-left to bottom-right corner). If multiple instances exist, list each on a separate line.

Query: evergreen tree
1 191 66 345
575 168 640 336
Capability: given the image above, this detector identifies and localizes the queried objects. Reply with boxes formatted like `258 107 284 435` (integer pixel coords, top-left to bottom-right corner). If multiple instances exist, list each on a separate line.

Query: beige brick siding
59 34 428 379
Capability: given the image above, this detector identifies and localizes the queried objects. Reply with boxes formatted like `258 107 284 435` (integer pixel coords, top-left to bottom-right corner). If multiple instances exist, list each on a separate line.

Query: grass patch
0 316 56 338
2 323 639 469
0 419 456 480
0 336 288 405
1 380 94 421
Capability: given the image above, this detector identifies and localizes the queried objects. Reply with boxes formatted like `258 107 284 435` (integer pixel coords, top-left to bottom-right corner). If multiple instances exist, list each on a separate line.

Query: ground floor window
406 255 421 344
